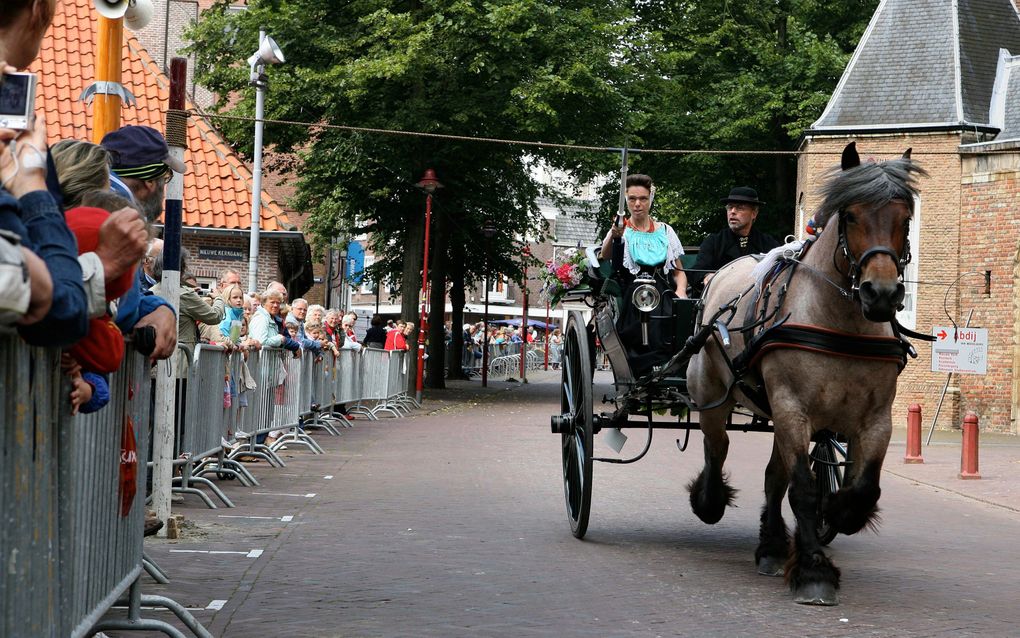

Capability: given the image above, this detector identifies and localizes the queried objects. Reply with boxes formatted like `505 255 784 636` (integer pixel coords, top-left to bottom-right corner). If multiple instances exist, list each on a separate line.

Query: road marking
217 515 277 520
281 515 294 522
207 600 227 610
168 549 262 558
252 492 317 498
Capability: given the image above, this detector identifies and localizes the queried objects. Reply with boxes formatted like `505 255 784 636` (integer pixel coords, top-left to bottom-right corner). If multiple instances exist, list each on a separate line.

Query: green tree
611 0 878 243
188 0 635 385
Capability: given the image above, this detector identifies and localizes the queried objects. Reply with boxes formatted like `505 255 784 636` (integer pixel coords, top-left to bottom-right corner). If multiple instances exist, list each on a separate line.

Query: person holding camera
0 0 88 342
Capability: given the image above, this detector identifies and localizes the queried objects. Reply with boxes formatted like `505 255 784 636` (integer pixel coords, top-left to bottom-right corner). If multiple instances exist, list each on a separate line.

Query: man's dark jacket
687 227 781 295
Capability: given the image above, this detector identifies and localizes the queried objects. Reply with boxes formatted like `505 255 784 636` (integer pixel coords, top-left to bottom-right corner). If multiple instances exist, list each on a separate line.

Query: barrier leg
229 445 284 468
181 476 235 507
218 458 260 486
143 552 171 584
904 404 924 464
93 579 212 638
959 412 981 479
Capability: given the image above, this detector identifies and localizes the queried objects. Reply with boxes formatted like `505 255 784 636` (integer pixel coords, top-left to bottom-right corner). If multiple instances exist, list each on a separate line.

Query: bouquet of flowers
539 248 589 306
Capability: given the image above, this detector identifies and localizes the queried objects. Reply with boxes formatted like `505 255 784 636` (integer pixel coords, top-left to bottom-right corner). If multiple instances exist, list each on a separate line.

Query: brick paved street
106 371 1020 637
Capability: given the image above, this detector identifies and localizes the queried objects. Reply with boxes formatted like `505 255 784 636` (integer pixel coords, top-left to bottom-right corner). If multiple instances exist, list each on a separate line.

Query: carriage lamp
631 276 659 311
631 274 660 346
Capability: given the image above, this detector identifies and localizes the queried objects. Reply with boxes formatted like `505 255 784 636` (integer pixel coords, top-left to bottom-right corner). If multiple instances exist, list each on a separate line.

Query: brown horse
685 143 926 605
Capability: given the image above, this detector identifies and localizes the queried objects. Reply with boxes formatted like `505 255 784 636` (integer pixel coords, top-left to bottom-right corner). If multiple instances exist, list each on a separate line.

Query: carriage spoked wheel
810 431 851 546
559 310 594 539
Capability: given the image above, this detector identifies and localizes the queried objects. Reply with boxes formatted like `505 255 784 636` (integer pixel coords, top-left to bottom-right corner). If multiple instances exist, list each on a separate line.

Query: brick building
798 0 1020 432
35 1 302 296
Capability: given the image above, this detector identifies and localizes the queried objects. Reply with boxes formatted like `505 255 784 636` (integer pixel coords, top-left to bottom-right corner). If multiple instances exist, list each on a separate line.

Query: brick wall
182 232 280 294
959 151 1020 433
798 133 966 431
132 0 219 110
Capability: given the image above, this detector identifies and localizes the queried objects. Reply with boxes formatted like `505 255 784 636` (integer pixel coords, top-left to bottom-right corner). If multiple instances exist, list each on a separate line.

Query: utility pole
152 58 189 535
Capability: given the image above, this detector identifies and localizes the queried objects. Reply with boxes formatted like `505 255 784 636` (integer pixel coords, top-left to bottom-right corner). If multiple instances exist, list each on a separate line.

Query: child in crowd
285 316 300 340
62 205 139 414
306 322 339 356
219 284 246 343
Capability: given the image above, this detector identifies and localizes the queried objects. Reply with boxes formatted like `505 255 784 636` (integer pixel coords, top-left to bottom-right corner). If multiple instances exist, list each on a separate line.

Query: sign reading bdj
931 327 988 375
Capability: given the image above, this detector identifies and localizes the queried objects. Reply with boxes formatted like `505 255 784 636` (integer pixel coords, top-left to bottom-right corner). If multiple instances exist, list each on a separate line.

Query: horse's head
817 143 928 322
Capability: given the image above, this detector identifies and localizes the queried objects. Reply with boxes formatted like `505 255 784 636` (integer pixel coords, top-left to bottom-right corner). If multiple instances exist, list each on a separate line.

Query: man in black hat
686 186 780 296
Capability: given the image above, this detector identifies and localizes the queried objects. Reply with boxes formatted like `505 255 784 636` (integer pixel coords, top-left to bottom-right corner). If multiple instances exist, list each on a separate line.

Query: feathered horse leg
687 406 737 524
785 447 841 605
755 439 790 576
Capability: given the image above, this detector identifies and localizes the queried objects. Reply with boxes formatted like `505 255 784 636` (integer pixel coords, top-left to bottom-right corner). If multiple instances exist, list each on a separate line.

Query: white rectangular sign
931 326 988 375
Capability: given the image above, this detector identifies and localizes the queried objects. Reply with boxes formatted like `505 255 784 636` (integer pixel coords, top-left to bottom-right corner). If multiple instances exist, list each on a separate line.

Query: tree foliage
615 0 879 242
188 0 633 290
187 0 879 380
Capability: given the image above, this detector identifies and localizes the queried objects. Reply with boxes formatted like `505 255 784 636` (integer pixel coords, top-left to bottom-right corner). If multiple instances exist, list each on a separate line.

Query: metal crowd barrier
168 344 235 509
1 332 210 638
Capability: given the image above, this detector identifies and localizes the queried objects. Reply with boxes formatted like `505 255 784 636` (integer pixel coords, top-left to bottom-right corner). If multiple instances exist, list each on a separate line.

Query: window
359 255 375 294
897 196 921 330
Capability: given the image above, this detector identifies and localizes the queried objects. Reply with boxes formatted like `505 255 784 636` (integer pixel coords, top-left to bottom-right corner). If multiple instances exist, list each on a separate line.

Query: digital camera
0 73 37 131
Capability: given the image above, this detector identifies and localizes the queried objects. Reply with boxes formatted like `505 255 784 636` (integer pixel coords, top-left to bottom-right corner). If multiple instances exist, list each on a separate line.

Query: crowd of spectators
458 322 560 370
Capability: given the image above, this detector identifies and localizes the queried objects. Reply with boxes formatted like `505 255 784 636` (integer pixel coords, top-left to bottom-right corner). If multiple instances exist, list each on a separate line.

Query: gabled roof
990 51 1020 140
32 0 296 233
810 0 1020 134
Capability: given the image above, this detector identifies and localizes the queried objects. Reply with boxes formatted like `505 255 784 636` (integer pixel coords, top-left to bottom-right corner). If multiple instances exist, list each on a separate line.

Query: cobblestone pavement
105 370 1020 637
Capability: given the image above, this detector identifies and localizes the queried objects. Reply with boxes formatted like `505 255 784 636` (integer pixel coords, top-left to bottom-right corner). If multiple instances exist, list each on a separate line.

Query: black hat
102 125 187 181
720 186 764 206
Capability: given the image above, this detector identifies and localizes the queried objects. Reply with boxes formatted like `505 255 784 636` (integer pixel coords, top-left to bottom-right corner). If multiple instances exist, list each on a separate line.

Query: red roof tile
32 2 295 233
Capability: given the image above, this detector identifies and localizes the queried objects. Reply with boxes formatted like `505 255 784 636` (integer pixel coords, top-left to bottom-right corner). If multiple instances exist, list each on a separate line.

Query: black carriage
550 247 849 541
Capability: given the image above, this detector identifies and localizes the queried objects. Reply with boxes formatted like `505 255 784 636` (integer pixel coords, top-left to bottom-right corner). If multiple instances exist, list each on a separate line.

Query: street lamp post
246 30 285 294
415 169 443 403
481 221 497 387
544 301 550 370
519 245 530 383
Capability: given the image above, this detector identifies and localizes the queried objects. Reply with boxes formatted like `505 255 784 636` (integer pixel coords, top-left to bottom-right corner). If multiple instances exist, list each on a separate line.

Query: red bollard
959 412 981 480
904 404 924 464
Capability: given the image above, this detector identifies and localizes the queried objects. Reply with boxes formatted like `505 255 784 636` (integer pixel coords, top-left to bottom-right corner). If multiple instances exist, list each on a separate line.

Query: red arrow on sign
937 330 948 340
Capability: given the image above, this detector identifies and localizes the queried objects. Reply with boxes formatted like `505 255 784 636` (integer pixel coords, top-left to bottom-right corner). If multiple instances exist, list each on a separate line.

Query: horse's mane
814 158 928 227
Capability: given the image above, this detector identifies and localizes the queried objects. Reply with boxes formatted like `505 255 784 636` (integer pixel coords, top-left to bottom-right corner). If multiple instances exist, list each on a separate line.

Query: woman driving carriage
598 174 688 375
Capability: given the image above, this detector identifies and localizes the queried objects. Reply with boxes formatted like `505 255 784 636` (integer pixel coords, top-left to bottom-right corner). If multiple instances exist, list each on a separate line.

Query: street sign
931 326 988 375
346 240 365 285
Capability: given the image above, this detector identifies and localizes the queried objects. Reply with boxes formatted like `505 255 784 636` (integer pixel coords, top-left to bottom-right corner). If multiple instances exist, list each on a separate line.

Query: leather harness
702 235 929 418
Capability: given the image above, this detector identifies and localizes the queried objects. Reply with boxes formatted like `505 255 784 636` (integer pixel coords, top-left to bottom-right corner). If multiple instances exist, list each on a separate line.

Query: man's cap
101 125 186 181
720 186 765 207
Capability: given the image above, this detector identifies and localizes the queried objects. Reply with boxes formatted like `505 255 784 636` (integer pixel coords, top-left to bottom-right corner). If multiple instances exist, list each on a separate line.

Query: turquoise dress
625 224 669 267
617 221 684 376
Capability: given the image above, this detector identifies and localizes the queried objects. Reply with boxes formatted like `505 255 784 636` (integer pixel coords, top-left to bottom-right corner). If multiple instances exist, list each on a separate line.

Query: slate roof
538 197 599 246
811 0 1020 133
31 0 296 233
992 53 1020 141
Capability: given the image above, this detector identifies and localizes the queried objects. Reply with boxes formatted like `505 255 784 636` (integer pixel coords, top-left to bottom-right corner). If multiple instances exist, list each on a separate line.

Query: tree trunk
447 250 468 380
401 204 424 322
426 208 446 389
402 204 424 396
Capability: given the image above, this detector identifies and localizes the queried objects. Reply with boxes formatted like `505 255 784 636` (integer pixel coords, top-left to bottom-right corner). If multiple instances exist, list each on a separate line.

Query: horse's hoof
756 556 785 577
793 582 839 606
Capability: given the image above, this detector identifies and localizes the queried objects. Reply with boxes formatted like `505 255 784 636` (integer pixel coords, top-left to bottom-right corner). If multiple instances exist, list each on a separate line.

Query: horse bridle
835 205 912 299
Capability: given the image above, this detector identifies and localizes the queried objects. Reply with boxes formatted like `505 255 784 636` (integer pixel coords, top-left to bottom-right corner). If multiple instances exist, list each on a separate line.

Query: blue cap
101 125 186 180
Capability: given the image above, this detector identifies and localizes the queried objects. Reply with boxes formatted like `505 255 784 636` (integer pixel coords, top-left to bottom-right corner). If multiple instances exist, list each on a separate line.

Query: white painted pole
247 29 267 294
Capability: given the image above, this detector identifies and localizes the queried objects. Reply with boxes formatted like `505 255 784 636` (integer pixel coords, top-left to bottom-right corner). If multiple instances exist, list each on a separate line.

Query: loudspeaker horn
125 0 154 31
247 34 285 67
93 0 129 19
